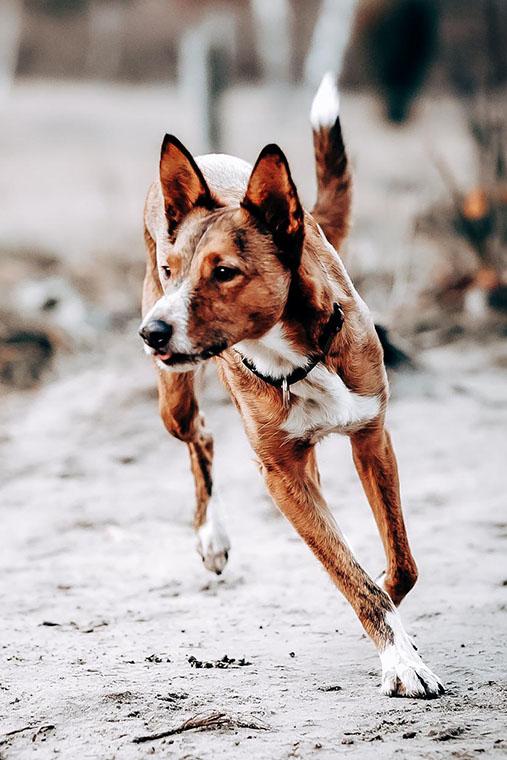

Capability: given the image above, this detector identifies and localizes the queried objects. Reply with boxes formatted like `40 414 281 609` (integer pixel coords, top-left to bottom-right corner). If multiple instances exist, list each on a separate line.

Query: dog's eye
213 266 240 283
161 266 171 279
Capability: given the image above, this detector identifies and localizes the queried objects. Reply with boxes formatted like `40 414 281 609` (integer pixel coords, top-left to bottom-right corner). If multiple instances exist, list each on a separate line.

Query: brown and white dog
139 74 444 698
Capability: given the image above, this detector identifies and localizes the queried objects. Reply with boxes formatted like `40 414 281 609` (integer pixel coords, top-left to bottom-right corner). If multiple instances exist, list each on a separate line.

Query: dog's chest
283 366 380 440
236 325 380 441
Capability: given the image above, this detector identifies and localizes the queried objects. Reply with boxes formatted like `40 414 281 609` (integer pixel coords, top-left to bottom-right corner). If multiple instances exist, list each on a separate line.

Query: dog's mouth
154 342 228 367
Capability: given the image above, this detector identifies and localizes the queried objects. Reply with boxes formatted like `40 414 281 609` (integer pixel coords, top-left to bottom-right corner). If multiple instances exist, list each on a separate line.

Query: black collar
237 303 344 399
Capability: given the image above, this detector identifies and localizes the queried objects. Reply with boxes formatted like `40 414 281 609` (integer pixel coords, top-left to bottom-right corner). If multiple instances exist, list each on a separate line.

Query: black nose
139 320 173 351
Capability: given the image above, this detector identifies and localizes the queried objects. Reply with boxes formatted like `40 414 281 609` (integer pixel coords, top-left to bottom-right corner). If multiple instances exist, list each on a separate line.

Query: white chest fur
236 324 380 440
282 365 380 440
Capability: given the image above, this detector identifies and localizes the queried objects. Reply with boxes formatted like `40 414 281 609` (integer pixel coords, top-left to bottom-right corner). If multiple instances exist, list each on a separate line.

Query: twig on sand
0 725 36 744
0 724 55 746
31 724 55 742
132 711 269 744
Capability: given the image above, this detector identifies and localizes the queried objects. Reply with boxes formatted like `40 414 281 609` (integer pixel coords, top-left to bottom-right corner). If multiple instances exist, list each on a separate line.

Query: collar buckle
281 377 291 408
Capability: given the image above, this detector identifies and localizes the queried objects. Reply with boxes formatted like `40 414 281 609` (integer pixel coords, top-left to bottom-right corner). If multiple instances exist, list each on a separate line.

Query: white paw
381 649 444 698
380 612 444 699
196 510 230 575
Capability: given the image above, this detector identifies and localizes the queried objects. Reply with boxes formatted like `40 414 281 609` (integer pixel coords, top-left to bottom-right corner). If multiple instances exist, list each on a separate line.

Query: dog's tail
310 72 352 252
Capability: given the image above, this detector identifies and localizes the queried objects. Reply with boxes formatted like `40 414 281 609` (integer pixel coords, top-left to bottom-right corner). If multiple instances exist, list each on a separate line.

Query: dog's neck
236 221 351 380
235 271 341 382
235 322 309 380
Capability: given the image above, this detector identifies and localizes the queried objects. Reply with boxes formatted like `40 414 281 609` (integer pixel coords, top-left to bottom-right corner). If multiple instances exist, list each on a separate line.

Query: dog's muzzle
139 318 227 368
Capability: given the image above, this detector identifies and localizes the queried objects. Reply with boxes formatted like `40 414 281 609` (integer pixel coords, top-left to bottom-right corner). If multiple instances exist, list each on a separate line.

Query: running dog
139 73 444 698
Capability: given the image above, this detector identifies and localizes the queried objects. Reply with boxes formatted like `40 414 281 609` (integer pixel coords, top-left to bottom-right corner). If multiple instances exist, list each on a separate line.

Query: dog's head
139 135 305 371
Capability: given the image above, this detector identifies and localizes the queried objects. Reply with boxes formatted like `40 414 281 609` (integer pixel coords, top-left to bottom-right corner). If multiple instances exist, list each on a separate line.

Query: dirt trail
1 335 506 759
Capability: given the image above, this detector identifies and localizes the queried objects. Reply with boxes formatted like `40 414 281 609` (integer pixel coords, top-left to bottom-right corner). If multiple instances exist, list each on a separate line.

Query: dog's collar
237 303 344 406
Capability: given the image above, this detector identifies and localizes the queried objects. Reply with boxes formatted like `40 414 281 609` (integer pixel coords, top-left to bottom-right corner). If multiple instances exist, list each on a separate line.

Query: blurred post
86 0 125 79
304 0 356 86
251 0 291 82
0 0 23 100
178 11 236 153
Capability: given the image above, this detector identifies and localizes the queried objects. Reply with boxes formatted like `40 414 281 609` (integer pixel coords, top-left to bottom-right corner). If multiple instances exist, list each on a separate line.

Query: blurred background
1 3 506 757
0 0 506 389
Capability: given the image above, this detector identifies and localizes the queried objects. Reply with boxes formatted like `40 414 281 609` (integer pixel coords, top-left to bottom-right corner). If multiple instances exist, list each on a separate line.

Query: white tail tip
310 71 340 131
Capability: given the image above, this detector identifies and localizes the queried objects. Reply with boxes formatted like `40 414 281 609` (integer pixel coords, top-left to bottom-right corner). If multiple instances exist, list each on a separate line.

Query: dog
139 73 444 698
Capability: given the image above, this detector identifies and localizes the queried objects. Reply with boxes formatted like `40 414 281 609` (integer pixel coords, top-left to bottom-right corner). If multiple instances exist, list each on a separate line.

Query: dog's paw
381 658 444 698
380 624 444 698
196 518 230 575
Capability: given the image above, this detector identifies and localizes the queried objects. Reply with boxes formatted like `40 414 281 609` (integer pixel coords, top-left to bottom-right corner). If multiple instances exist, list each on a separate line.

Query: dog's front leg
157 370 230 575
260 442 443 698
142 227 229 575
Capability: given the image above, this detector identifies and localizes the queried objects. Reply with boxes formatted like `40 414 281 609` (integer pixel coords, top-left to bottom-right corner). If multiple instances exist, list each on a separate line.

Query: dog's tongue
155 352 171 361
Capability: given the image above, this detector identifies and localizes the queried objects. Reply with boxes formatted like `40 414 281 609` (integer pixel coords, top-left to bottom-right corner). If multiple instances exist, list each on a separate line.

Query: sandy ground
1 80 506 758
1 333 506 759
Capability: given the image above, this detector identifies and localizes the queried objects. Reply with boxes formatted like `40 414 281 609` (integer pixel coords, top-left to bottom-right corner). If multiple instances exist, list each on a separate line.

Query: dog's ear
241 144 304 263
159 134 213 236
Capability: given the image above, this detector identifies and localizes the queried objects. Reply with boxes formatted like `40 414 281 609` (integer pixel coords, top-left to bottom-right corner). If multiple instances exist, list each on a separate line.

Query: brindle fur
141 126 419 664
312 115 352 251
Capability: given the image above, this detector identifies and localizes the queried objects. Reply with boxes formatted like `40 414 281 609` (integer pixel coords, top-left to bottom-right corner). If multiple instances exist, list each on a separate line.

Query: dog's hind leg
157 370 230 574
351 425 418 606
259 441 442 697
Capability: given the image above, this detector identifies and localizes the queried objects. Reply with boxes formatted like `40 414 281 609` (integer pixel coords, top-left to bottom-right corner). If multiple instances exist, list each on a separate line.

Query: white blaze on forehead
310 71 340 130
142 282 193 355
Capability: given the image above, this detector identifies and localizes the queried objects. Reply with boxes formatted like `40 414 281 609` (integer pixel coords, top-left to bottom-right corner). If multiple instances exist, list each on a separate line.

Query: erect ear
159 134 213 236
241 144 304 261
